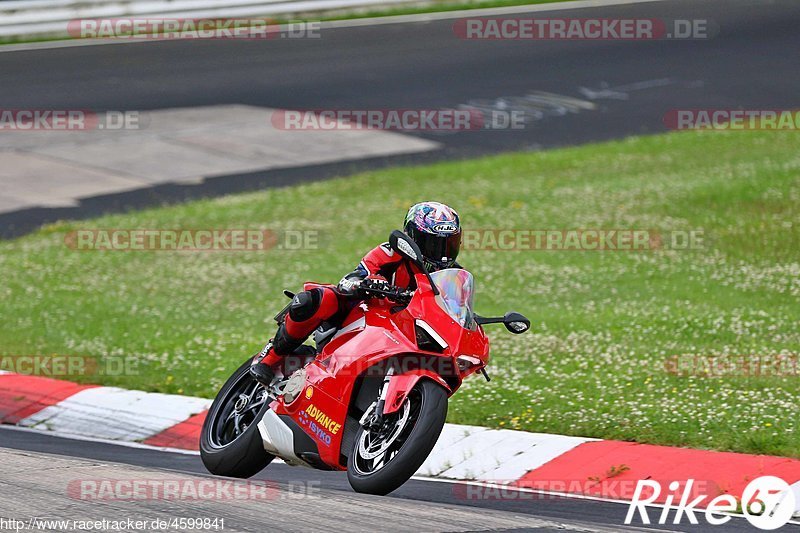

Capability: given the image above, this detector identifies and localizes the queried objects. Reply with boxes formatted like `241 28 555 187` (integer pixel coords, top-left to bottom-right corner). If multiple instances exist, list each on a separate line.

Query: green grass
1 129 799 456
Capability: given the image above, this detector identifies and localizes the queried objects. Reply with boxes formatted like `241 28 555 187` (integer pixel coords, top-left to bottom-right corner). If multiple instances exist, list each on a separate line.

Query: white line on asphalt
0 0 671 53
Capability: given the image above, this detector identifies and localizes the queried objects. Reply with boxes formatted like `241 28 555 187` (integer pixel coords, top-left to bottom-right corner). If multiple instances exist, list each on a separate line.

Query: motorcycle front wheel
347 379 448 495
200 358 275 478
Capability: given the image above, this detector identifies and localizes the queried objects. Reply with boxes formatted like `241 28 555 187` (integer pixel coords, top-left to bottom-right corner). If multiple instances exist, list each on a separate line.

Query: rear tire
347 379 448 495
200 358 274 478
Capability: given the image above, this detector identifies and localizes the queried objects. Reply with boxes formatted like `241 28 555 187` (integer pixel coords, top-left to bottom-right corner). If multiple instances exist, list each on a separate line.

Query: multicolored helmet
403 201 462 271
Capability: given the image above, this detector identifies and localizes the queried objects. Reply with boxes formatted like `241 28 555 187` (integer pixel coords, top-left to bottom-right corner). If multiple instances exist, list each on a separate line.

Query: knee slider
288 289 322 322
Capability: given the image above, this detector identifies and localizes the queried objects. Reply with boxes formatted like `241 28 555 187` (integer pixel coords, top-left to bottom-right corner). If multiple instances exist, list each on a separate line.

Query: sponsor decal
298 403 342 447
305 387 314 399
304 404 342 435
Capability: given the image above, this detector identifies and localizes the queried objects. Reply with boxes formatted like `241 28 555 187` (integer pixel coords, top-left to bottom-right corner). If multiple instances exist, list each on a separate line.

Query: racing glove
357 277 391 298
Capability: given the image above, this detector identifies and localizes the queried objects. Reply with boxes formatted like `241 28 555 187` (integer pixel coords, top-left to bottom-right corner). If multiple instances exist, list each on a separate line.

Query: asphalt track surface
0 426 776 532
1 0 800 236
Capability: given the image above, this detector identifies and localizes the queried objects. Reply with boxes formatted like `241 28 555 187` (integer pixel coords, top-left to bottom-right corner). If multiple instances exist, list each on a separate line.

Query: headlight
457 355 481 371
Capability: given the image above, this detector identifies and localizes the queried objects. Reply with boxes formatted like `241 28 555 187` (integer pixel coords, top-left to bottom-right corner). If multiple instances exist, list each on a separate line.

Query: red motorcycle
200 230 530 495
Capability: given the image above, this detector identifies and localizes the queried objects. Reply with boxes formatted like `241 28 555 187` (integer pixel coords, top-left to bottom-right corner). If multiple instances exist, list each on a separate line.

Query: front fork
360 368 395 430
373 367 395 423
362 368 452 427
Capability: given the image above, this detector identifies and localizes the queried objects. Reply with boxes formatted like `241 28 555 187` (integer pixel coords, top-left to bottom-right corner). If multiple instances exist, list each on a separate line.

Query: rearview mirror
503 312 530 334
389 230 423 267
389 229 439 295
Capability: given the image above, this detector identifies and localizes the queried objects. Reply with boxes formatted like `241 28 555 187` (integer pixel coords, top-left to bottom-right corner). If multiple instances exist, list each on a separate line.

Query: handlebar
359 282 414 303
372 286 414 303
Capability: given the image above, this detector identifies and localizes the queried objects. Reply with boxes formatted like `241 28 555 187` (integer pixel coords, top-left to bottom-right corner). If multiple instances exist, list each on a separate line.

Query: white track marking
19 386 211 441
420 424 595 481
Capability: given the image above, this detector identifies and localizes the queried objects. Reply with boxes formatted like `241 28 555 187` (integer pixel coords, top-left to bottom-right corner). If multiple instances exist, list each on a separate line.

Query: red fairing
270 272 492 470
380 273 488 414
381 370 451 414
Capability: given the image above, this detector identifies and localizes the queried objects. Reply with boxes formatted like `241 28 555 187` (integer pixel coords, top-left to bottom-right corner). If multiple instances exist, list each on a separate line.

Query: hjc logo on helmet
433 223 458 234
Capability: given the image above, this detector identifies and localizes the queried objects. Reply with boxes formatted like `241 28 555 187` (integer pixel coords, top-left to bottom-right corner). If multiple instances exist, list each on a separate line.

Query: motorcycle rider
250 201 462 386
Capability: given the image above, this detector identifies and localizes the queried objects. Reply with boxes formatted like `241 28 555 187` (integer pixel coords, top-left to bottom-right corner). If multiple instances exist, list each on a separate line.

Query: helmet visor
417 230 461 266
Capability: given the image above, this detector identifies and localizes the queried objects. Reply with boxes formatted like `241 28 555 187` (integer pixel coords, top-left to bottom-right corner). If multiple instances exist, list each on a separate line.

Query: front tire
200 358 275 478
347 379 448 495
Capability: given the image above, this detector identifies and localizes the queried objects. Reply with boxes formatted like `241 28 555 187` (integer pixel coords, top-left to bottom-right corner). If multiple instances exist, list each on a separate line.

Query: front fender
382 369 451 415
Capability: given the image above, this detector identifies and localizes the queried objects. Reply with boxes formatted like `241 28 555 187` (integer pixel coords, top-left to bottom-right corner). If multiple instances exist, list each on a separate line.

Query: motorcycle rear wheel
200 358 275 478
347 379 448 495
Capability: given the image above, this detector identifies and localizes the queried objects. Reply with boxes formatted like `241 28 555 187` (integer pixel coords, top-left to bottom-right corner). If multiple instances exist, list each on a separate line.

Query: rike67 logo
625 476 796 529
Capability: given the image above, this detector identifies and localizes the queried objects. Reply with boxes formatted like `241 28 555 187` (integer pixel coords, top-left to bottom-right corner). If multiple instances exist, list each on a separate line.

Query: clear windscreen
430 268 476 330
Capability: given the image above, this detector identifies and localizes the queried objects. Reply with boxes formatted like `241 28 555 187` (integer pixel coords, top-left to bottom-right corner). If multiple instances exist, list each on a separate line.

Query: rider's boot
249 323 302 386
